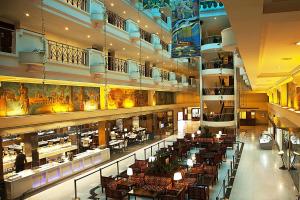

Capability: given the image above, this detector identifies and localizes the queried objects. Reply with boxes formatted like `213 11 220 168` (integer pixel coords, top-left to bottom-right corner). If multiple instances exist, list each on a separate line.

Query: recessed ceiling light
123 11 126 14
282 57 292 60
110 3 114 6
122 47 125 50
137 20 140 23
214 17 217 20
25 13 30 17
146 56 149 59
137 53 140 55
87 35 91 38
296 41 300 46
156 32 159 35
109 43 113 46
145 25 148 28
65 27 69 31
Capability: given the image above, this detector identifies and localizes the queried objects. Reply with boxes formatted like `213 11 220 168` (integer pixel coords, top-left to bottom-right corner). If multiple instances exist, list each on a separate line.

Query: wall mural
171 0 201 58
107 88 148 109
0 82 100 117
155 91 175 105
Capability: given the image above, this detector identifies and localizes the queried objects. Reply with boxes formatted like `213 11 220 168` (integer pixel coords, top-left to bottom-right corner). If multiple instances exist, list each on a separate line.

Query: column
98 121 107 149
23 132 39 167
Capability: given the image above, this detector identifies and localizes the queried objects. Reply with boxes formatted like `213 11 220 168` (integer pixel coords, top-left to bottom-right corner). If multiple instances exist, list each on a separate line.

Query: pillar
98 121 107 149
0 136 5 199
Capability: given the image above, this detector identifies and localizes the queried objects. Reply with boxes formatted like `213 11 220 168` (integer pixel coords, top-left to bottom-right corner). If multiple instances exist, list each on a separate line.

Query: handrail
143 140 169 160
105 56 128 73
73 153 136 199
216 141 244 200
202 35 222 45
106 10 126 31
48 40 88 65
140 28 151 43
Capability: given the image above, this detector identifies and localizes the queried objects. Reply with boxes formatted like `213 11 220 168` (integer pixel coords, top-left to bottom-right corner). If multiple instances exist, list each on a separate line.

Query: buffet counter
5 148 110 200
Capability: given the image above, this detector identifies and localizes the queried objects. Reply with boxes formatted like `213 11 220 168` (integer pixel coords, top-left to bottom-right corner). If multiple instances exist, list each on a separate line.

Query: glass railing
65 0 88 11
203 113 234 121
107 10 126 31
140 28 152 43
0 27 14 54
105 56 128 73
161 40 169 52
202 60 234 70
48 40 88 65
203 87 234 95
202 35 222 45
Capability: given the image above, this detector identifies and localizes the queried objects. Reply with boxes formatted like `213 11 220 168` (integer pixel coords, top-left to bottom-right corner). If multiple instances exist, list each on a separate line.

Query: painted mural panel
107 88 148 109
171 0 201 58
143 0 170 9
0 82 100 117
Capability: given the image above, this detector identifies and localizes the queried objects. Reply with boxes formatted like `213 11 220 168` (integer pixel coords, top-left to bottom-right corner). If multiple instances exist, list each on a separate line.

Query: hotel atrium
0 0 299 199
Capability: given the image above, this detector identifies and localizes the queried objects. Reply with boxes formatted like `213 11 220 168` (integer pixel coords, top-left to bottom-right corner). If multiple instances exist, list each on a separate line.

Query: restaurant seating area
101 129 236 200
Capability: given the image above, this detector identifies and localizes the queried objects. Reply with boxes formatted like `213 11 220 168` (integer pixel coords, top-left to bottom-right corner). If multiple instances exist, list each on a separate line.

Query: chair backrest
188 185 209 200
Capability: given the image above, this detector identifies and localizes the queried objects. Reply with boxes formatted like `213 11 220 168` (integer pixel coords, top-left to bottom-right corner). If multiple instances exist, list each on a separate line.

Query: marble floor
230 126 298 200
24 124 299 200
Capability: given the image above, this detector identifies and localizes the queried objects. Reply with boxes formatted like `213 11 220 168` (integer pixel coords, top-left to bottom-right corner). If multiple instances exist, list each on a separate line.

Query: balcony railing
107 10 126 31
203 113 234 122
65 0 87 11
105 56 128 73
140 28 151 43
176 75 182 83
202 60 234 70
161 40 169 52
161 70 169 81
48 40 87 65
140 64 152 78
202 35 222 45
0 26 14 53
203 87 234 95
200 1 224 10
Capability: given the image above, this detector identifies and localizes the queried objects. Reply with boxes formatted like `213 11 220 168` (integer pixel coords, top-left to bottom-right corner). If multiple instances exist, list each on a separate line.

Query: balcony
48 40 88 66
221 27 236 51
105 56 128 73
203 113 234 122
140 28 151 43
161 40 169 52
203 87 234 95
107 10 126 31
201 35 222 51
140 64 152 78
64 0 87 11
202 60 234 76
0 26 14 54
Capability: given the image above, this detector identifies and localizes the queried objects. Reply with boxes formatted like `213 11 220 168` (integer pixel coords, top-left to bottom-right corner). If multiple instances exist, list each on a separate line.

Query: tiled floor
230 126 298 200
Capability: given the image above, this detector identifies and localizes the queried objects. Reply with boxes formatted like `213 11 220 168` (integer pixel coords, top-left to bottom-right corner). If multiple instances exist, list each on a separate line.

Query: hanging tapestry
171 0 201 58
143 0 170 9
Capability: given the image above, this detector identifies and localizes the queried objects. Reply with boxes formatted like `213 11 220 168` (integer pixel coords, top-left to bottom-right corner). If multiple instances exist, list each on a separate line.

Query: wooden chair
188 185 209 200
100 175 115 193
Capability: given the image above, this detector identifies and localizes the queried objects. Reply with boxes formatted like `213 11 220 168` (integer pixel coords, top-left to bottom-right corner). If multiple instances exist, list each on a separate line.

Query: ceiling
221 0 300 91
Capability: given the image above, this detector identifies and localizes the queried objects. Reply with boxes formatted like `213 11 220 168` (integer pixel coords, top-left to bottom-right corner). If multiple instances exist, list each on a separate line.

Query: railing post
227 169 230 183
223 179 226 198
74 180 77 200
230 161 233 174
164 140 166 148
134 153 136 160
100 168 102 185
158 142 160 149
117 161 120 176
144 149 147 160
232 155 235 168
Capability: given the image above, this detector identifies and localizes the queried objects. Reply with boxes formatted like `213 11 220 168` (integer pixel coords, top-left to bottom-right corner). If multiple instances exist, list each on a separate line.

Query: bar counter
5 148 110 199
